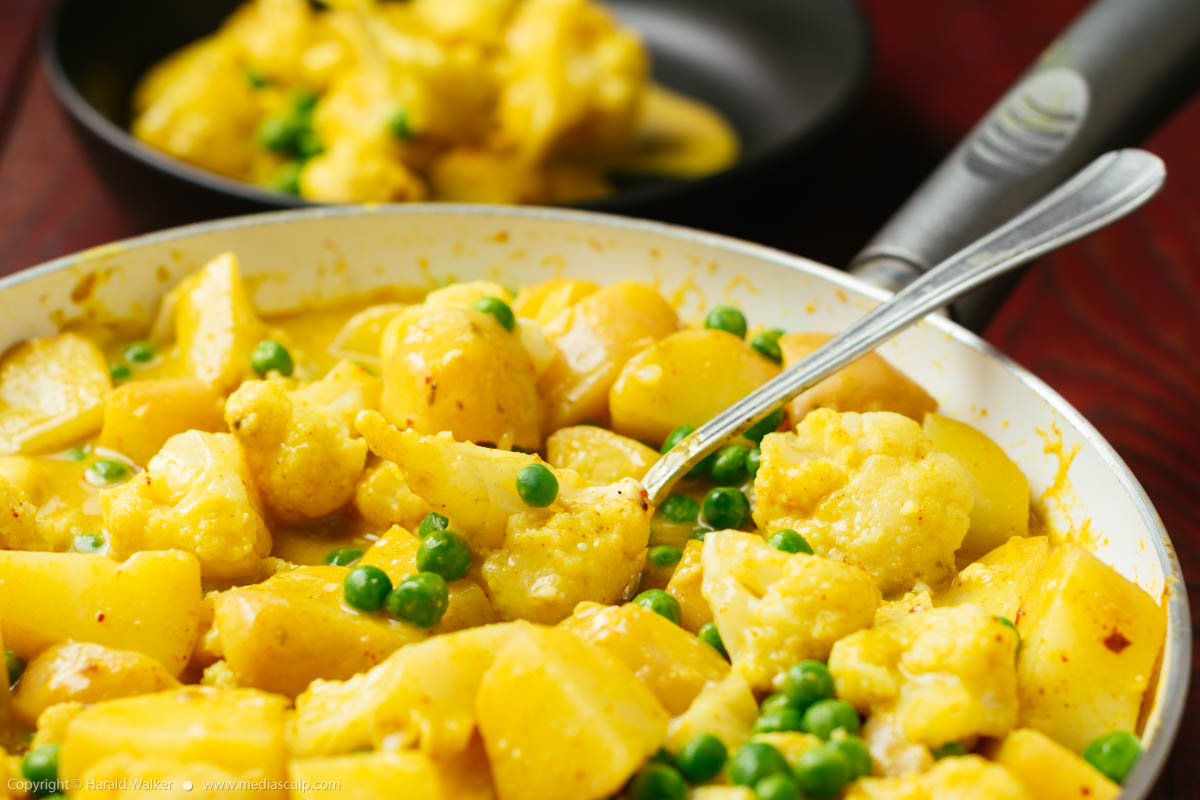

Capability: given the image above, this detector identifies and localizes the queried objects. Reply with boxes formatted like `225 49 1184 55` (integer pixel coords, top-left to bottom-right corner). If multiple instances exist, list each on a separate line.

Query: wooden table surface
0 0 1196 793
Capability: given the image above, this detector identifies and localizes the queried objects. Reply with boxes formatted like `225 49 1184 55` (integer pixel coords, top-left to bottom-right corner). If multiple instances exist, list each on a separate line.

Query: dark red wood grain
0 0 1197 794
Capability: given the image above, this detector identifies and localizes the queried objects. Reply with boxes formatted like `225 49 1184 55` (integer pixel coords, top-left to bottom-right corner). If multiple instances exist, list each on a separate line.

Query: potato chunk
991 728 1119 800
289 751 444 800
779 332 936 425
0 550 201 675
560 602 729 714
61 686 287 784
380 306 541 450
539 281 678 431
609 329 779 444
476 625 668 800
1016 544 1165 751
937 536 1049 620
164 252 266 394
225 379 367 522
290 623 517 758
844 755 1031 800
753 409 973 595
13 642 179 726
666 539 711 633
829 604 1019 747
101 431 271 581
481 478 651 623
546 425 659 484
664 671 758 753
702 531 879 691
0 332 111 455
924 413 1030 560
212 565 427 697
98 378 225 465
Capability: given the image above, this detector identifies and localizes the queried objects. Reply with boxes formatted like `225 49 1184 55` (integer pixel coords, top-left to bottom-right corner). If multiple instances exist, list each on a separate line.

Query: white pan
0 205 1188 795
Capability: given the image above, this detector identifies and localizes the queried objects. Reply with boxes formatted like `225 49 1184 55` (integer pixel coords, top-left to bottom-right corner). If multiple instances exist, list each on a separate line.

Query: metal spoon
642 148 1165 505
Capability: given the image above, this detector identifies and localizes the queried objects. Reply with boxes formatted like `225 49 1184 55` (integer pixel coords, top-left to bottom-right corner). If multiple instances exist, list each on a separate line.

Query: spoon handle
642 148 1165 504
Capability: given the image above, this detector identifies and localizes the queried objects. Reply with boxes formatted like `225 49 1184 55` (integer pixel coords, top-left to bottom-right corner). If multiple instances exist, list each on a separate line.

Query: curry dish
130 0 739 204
0 252 1166 798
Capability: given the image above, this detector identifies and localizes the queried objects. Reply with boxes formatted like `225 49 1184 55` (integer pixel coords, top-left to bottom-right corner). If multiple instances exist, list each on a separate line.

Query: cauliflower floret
226 378 368 523
290 360 381 430
300 137 428 203
100 431 271 581
752 409 973 595
0 473 40 550
829 604 1019 747
844 755 1031 800
701 531 879 692
353 459 434 533
356 412 583 550
481 478 650 623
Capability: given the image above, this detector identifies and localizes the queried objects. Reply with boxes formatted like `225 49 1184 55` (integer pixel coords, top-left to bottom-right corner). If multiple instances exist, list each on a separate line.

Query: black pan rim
38 0 873 213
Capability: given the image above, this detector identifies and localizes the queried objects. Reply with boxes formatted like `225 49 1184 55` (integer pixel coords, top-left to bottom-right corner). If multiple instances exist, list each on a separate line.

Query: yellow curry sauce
0 252 1166 799
130 0 739 204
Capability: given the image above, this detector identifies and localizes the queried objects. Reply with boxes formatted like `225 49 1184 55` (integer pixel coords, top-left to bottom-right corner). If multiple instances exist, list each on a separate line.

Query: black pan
41 0 871 217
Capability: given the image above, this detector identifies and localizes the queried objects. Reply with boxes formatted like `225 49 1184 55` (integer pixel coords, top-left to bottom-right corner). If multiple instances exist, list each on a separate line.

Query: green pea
648 748 675 766
21 743 60 797
516 463 558 507
754 707 804 734
273 160 303 195
658 495 699 523
73 532 105 554
744 407 785 442
295 128 324 160
6 650 25 685
258 115 299 152
750 329 785 364
745 446 762 478
755 773 799 800
472 296 516 331
674 732 726 783
705 305 747 338
801 698 859 739
767 530 812 554
64 447 87 462
324 547 364 567
244 68 268 89
760 692 793 716
387 107 412 140
792 743 852 799
660 425 713 478
86 459 129 485
780 660 834 710
701 487 750 530
385 572 449 628
930 742 968 760
109 363 132 382
343 565 393 612
698 623 728 659
418 512 450 537
416 530 473 581
627 763 686 800
123 341 155 363
1082 731 1142 785
250 340 294 377
830 733 872 779
648 545 682 569
727 741 790 787
291 89 319 114
632 589 681 625
710 444 749 486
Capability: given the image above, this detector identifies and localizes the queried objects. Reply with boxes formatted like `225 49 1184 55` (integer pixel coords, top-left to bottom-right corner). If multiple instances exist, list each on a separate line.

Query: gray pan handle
850 0 1200 329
